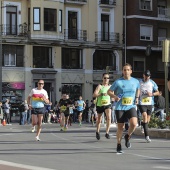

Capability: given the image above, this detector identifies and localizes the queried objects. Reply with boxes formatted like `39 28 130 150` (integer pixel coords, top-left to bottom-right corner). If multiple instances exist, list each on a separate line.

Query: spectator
3 99 11 125
154 91 165 121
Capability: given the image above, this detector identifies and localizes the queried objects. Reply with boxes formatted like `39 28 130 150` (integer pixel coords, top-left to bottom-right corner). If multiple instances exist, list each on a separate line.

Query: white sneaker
141 126 144 134
35 136 40 141
31 126 35 133
145 136 151 143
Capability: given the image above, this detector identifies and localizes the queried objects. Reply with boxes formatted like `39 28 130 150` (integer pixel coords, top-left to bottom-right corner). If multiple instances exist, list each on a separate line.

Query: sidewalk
133 126 170 139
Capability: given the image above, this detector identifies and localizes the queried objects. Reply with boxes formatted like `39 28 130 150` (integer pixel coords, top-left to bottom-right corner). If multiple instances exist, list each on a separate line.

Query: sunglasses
38 83 44 85
104 77 109 79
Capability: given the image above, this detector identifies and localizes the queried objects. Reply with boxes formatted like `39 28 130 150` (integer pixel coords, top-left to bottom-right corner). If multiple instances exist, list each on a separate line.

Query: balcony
158 7 170 19
64 0 87 5
99 0 116 8
64 29 87 41
1 23 28 36
95 31 119 44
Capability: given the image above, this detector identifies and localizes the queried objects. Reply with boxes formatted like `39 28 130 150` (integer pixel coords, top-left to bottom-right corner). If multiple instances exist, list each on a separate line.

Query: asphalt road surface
0 123 169 170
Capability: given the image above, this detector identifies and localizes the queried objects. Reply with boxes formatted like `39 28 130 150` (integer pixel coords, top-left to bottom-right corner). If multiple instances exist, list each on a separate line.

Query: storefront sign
2 82 25 90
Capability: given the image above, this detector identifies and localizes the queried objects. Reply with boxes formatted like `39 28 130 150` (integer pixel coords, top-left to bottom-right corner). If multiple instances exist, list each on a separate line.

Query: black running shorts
115 107 137 123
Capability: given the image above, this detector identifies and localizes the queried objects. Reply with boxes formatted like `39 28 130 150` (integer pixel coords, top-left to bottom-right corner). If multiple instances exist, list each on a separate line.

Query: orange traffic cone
2 119 6 126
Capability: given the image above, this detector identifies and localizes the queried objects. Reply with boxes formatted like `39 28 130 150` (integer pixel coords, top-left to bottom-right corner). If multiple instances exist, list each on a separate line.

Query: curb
134 127 170 139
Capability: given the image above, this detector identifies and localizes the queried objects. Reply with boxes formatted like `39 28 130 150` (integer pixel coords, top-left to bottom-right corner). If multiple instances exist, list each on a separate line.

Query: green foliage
148 114 170 129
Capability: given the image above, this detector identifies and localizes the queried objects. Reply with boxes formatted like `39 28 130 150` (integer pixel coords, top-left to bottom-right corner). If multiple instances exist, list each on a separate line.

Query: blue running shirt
77 100 84 111
138 79 158 105
109 77 140 111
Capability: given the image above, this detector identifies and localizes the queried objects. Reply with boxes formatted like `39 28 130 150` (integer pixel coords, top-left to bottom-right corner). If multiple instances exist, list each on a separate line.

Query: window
33 46 52 68
101 14 109 41
33 8 40 31
133 57 145 72
62 48 83 69
140 25 153 41
93 50 116 70
140 0 152 10
157 58 164 72
44 8 56 31
59 10 62 33
2 45 24 67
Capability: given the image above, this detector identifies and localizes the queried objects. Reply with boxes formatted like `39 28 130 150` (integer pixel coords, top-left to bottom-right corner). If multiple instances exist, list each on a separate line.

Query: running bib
60 105 66 111
142 97 151 105
122 97 133 105
101 99 109 106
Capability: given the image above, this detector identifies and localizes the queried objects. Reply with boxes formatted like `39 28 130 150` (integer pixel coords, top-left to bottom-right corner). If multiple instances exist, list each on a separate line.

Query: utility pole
162 39 169 115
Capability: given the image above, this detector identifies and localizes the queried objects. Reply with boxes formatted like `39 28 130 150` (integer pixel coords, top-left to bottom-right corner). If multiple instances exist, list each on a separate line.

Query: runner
138 70 159 142
93 73 112 140
58 94 71 131
107 63 140 153
75 96 86 126
27 79 49 141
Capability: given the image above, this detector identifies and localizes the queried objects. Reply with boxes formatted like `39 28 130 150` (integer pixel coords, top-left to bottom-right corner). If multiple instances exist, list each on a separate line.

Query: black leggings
4 113 10 124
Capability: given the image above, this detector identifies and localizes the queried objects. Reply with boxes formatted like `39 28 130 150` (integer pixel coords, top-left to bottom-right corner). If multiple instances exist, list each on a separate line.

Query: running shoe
145 136 151 143
105 133 110 139
141 126 144 134
116 144 123 154
79 123 82 126
96 132 100 140
35 136 40 141
60 127 64 131
64 125 68 131
124 134 131 148
31 126 35 133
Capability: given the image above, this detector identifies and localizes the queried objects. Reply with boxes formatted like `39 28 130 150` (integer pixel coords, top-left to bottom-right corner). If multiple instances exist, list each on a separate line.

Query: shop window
62 48 83 69
61 84 82 100
93 50 116 70
33 46 52 68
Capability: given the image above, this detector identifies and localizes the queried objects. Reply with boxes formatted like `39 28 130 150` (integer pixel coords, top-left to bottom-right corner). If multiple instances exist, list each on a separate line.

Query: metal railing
95 31 119 43
1 24 28 36
64 0 87 3
64 29 87 41
158 7 170 18
99 0 116 5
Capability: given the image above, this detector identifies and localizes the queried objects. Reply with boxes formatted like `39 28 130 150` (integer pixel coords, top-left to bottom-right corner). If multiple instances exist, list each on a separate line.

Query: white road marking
153 166 170 169
0 160 56 170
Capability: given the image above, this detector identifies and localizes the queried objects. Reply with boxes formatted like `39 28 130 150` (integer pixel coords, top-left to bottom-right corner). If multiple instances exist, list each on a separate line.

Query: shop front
2 82 25 123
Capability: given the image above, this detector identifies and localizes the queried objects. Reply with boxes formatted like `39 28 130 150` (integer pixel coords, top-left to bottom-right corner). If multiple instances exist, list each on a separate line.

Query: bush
148 114 170 129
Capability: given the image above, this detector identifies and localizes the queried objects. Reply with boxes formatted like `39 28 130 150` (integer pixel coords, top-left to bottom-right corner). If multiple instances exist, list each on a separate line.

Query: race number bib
101 99 109 106
60 105 66 111
142 97 151 105
122 97 133 105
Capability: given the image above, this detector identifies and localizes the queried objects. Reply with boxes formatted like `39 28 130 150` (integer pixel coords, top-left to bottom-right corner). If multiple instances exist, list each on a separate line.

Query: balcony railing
99 0 116 7
95 31 119 43
1 24 28 36
64 29 87 41
158 7 170 18
64 0 87 5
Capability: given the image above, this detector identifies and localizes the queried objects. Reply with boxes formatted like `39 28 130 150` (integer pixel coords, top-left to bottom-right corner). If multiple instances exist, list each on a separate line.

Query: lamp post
162 39 169 115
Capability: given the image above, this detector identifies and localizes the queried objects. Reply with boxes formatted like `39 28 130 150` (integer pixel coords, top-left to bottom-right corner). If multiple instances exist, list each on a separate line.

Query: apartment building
0 0 123 114
124 0 167 93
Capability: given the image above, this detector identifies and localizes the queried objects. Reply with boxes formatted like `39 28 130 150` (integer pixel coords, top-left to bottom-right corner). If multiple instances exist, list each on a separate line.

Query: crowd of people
0 63 167 154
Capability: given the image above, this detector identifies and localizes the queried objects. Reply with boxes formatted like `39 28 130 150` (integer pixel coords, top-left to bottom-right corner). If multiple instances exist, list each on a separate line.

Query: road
0 123 169 170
